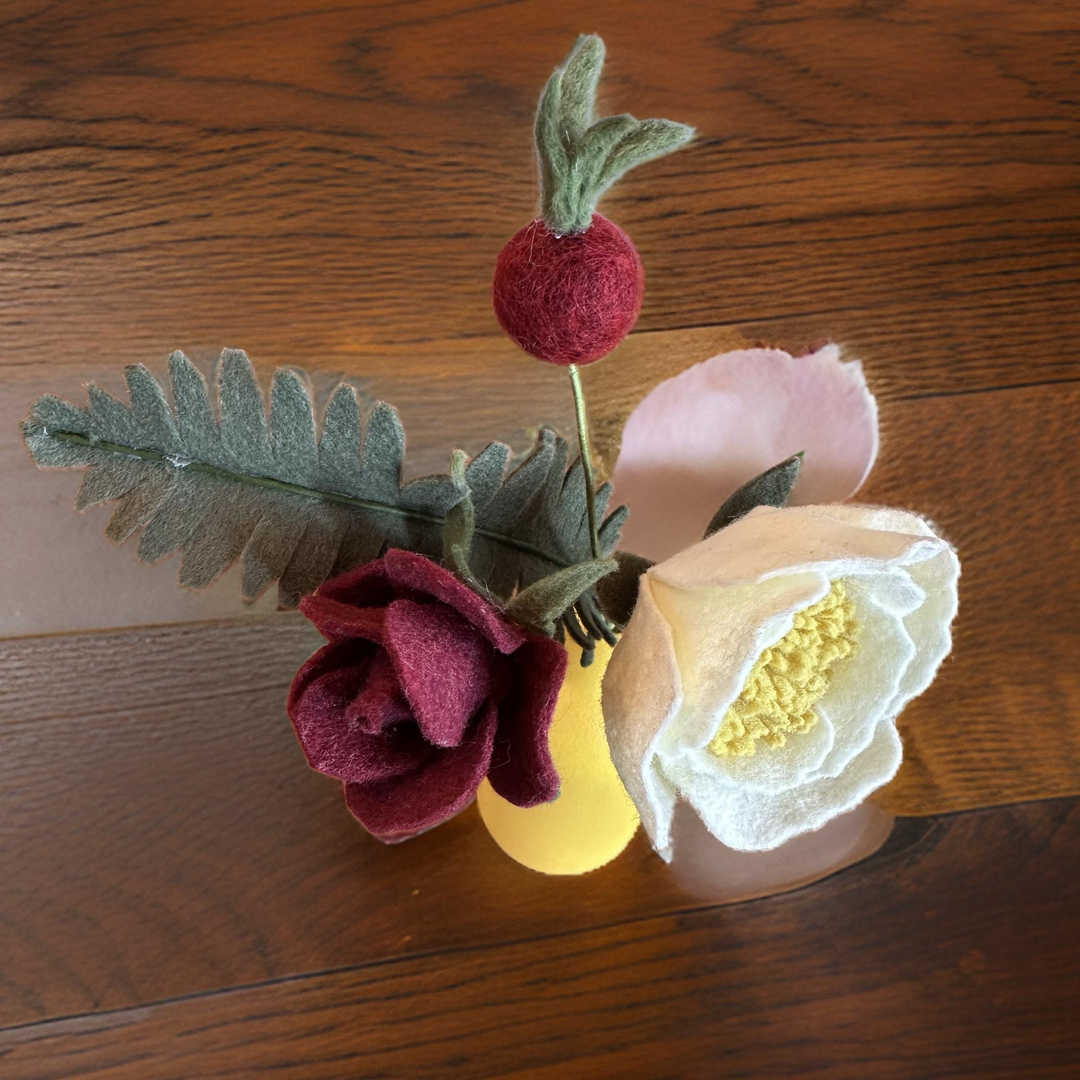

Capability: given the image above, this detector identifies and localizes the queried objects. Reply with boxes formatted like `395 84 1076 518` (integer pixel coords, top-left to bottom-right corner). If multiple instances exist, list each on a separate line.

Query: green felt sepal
705 453 803 538
505 558 617 638
536 35 694 235
442 449 481 589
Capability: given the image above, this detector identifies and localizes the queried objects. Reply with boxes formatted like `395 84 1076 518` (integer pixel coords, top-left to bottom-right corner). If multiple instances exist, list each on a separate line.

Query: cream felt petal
808 575 916 782
651 504 945 593
783 503 960 712
601 503 959 857
611 345 878 562
793 503 939 537
892 547 960 710
602 574 683 848
651 572 830 754
677 701 836 795
669 722 903 853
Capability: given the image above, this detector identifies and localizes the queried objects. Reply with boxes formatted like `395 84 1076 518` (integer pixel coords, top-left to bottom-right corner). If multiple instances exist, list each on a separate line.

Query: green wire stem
567 363 601 561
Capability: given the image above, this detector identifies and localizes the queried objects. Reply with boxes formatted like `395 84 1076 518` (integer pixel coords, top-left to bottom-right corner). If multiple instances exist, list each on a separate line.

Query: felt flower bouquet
21 37 959 875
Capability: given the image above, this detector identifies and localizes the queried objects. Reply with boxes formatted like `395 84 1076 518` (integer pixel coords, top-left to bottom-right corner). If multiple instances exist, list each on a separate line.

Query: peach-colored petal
610 345 878 561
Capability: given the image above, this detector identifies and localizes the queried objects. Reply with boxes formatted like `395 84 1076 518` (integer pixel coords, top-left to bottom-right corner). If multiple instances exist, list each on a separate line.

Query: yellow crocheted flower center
708 581 858 758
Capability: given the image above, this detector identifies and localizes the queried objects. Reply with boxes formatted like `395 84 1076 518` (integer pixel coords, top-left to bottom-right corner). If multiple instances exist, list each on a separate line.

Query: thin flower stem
567 364 601 561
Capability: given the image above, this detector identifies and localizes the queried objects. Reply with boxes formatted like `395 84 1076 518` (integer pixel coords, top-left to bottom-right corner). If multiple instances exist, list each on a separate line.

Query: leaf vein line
49 430 568 568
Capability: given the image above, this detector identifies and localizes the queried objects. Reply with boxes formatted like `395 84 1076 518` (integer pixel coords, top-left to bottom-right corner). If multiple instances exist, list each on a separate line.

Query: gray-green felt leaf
506 558 617 637
536 34 695 234
705 454 803 537
22 350 628 608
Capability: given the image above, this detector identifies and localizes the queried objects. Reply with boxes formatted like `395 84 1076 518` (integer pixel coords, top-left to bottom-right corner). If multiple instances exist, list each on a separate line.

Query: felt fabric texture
610 345 880 561
21 350 470 607
493 215 644 366
288 549 568 842
466 428 628 601
705 454 802 537
601 503 960 857
533 35 694 235
478 642 640 875
23 351 631 608
505 557 617 636
441 449 477 585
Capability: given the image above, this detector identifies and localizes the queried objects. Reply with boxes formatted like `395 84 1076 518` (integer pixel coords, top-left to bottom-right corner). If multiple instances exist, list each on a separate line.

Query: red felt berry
492 214 644 366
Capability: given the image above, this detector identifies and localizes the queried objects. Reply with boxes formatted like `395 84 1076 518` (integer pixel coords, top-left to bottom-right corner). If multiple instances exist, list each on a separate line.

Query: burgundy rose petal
344 701 500 841
337 725 438 784
298 596 386 643
316 558 395 607
384 598 494 748
382 549 525 654
287 640 370 718
345 650 412 734
289 650 436 784
289 648 373 775
486 634 567 808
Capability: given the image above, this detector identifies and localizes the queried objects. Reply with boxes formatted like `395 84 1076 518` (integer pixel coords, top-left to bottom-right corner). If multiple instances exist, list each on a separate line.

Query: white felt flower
602 504 959 857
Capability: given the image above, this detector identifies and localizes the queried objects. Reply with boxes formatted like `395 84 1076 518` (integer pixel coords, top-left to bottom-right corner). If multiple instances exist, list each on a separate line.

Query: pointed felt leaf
87 384 141 448
125 364 182 457
535 35 693 234
559 34 605 139
105 464 177 545
597 119 696 192
75 460 139 512
465 442 512 512
318 382 363 494
241 499 309 601
535 65 568 213
270 368 318 486
705 454 803 537
442 450 476 583
218 348 273 474
169 351 220 465
357 402 405 504
506 558 617 636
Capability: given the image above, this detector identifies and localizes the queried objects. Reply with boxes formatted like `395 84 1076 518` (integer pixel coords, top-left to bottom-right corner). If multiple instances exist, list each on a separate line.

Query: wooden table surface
2 1 1079 1077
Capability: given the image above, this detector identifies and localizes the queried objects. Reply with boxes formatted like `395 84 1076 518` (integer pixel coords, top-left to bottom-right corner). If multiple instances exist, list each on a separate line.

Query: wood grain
0 0 1077 381
3 798 1078 1080
5 305 1079 636
3 373 1078 1026
2 0 1079 1073
0 613 889 1028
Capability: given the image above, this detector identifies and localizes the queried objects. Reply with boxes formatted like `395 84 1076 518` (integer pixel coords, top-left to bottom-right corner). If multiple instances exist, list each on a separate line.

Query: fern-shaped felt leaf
22 350 627 608
468 429 628 600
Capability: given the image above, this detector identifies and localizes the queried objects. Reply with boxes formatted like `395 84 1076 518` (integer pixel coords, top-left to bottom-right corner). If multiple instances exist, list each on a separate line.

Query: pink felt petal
610 344 879 562
487 634 567 808
344 650 413 734
384 599 494 748
297 596 386 644
382 549 525 654
344 701 500 840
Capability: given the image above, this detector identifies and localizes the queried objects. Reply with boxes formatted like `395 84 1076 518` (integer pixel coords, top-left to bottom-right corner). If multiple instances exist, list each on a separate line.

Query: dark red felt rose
287 549 567 842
